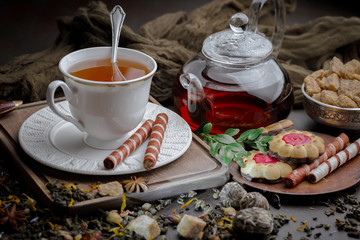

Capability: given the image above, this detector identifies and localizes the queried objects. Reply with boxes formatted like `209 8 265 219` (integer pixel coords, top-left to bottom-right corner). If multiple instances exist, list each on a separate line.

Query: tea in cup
46 46 157 149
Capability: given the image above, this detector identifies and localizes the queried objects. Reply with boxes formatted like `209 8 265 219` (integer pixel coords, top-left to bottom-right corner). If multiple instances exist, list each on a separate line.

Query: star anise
122 176 149 193
0 204 28 229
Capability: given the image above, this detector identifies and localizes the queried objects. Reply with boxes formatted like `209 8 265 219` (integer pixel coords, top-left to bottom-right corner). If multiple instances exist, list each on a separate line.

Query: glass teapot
173 0 294 134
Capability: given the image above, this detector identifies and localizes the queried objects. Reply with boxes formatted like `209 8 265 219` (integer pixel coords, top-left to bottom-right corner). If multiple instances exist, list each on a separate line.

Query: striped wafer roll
103 119 154 169
308 138 360 183
143 113 168 170
283 133 349 188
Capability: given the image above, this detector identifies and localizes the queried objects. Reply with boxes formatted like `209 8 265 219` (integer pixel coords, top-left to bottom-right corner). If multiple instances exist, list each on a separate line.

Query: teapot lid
202 13 273 66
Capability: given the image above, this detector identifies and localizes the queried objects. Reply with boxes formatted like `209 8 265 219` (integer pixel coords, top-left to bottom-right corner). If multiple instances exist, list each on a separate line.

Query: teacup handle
46 80 85 132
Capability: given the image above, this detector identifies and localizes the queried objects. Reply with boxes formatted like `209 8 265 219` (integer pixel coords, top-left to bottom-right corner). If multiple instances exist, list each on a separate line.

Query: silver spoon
110 5 126 81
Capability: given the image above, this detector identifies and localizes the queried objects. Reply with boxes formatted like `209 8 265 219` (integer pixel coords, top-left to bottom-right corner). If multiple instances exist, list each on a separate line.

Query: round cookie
268 130 325 164
240 151 294 183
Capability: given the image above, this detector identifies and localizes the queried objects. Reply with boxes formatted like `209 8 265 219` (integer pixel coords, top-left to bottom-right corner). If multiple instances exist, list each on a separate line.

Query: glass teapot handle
248 0 286 58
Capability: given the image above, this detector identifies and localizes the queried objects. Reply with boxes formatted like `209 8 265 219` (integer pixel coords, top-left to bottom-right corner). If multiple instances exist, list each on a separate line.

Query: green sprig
195 122 273 167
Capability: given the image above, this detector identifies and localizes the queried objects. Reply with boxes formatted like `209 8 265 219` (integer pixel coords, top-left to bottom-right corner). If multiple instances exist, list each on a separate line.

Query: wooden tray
230 133 360 195
0 96 229 214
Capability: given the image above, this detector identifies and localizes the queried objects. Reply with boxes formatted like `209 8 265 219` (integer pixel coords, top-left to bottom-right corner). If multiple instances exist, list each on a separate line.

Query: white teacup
46 47 157 149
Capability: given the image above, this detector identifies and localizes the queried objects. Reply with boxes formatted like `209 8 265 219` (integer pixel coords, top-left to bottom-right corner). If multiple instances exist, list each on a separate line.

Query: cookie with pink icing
268 130 325 164
240 151 295 183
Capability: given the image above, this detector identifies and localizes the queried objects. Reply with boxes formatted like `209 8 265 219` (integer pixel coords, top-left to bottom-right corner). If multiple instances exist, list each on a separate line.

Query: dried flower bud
219 182 247 208
222 207 237 217
81 221 88 230
74 234 82 240
142 203 152 211
167 214 182 224
239 192 270 210
106 210 123 225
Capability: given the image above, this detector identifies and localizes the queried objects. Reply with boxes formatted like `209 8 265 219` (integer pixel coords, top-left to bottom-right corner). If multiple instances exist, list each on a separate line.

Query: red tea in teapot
70 58 149 82
173 58 294 134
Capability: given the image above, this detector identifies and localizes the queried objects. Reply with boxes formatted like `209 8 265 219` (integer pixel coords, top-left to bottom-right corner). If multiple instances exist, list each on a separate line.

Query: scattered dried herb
194 122 272 167
45 180 96 207
1 139 360 239
325 209 335 216
314 232 322 239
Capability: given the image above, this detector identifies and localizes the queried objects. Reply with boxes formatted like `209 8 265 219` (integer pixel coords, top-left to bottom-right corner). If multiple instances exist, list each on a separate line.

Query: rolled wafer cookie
143 113 168 170
308 138 360 183
103 119 154 169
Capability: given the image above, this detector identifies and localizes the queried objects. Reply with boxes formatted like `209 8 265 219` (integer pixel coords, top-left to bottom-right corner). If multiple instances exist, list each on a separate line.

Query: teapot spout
179 73 212 125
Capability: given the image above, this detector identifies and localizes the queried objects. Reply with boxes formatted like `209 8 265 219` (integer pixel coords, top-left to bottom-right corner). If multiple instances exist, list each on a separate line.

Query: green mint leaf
236 129 252 141
245 141 258 150
247 127 264 140
214 134 236 144
195 123 271 167
226 142 246 152
219 147 234 165
226 151 235 165
204 137 213 146
256 142 268 155
210 142 220 157
258 135 273 144
202 122 213 135
234 155 245 168
219 147 226 163
224 128 240 136
194 122 208 135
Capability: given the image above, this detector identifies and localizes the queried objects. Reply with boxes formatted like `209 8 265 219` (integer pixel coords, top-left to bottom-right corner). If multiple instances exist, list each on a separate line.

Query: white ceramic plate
19 101 192 175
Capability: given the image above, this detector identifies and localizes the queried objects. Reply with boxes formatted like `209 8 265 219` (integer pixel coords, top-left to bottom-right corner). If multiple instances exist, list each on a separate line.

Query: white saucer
18 101 192 175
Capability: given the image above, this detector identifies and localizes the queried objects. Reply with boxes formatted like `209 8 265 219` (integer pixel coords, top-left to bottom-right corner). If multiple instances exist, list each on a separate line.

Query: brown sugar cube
318 77 327 89
325 73 340 91
177 214 206 239
320 90 339 106
128 215 161 240
313 69 326 79
352 74 360 81
338 94 358 108
312 93 321 101
338 79 360 100
352 95 360 107
304 75 321 96
341 59 360 78
329 56 344 76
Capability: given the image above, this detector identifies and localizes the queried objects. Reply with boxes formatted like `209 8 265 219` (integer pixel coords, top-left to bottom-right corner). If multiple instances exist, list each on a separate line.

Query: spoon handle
110 5 126 64
0 100 22 117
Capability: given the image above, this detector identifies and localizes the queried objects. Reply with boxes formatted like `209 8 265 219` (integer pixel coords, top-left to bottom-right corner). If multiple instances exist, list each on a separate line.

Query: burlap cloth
1 0 360 108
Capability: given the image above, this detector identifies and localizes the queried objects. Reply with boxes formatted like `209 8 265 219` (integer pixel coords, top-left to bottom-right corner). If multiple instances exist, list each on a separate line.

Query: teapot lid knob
230 13 248 34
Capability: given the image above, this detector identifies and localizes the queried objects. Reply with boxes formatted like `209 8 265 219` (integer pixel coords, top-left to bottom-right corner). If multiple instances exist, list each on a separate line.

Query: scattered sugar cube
177 214 206 239
98 181 123 196
128 215 160 240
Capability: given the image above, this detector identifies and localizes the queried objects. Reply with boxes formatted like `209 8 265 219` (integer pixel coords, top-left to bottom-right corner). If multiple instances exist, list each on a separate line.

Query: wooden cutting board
0 96 229 214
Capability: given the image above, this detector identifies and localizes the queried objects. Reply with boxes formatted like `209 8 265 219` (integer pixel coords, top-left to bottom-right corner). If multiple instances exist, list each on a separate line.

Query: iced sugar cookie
268 130 325 164
241 151 294 183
